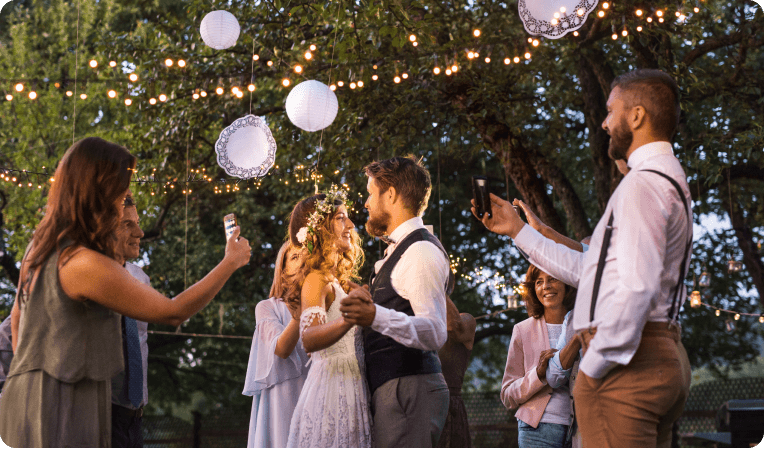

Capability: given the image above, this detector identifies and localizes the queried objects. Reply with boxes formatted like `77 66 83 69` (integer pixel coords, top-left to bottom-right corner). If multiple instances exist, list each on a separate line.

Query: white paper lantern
285 80 339 132
215 115 277 179
518 0 598 39
200 10 240 50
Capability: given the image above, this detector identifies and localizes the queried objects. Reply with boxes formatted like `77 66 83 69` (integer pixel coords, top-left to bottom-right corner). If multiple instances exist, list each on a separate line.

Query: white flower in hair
296 226 310 244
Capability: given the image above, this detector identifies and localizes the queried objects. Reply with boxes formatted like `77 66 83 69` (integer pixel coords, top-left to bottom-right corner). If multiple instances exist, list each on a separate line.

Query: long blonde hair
281 194 364 308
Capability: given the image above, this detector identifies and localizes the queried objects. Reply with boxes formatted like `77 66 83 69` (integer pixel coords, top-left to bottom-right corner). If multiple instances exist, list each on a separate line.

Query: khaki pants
573 322 691 447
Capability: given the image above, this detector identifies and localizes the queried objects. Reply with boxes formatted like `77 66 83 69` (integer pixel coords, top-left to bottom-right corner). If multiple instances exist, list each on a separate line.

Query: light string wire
71 0 81 144
314 0 343 194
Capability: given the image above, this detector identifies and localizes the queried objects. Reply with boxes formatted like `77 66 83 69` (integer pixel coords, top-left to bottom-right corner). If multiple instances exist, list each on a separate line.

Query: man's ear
629 105 647 131
387 185 398 204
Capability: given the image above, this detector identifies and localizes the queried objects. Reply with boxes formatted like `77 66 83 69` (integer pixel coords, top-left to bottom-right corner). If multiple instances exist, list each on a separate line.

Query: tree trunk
723 193 764 308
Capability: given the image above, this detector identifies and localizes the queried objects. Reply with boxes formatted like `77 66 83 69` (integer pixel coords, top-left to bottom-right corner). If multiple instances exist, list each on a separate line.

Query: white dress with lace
286 282 373 448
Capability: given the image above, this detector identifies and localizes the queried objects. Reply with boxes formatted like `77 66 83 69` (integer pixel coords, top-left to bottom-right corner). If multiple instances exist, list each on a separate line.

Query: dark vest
363 228 455 395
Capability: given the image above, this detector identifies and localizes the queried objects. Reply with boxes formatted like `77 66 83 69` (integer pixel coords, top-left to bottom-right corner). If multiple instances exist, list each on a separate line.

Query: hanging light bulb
656 10 664 17
124 98 132 106
149 97 157 105
503 58 510 65
108 90 117 98
725 319 736 332
473 29 481 37
728 260 743 273
231 86 240 95
200 91 207 97
514 56 521 63
248 84 255 92
310 44 317 51
372 74 378 81
357 80 364 88
484 57 491 63
337 81 344 87
253 54 260 61
216 87 224 95
577 8 585 16
413 42 418 47
236 91 243 98
66 91 73 97
394 76 401 83
282 78 290 87
329 84 336 91
699 270 711 288
445 69 452 75
573 31 580 36
159 94 167 102
532 39 540 47
759 316 764 324
89 60 98 68
452 64 458 72
304 51 312 60
409 34 416 42
433 67 441 74
178 59 186 68
612 33 618 40
4 94 11 101
165 59 173 67
690 291 701 308
622 30 628 37
80 93 87 100
349 82 356 89
602 2 609 9
734 313 740 321
193 92 200 99
129 73 138 82
109 61 117 67
267 60 274 67
715 309 721 317
402 73 408 79
28 91 37 100
637 26 643 32
524 52 531 59
14 83 23 92
598 10 605 17
694 7 700 13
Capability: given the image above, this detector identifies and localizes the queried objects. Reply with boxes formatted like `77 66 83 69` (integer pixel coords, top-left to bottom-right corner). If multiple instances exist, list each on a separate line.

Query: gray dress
0 242 123 447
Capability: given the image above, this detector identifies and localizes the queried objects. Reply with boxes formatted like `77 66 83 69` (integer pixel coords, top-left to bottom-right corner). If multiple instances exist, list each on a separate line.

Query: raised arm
300 272 354 353
513 199 584 252
59 227 251 326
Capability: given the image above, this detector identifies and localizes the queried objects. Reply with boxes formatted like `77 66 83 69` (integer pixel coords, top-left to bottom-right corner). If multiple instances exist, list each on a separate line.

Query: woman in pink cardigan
500 264 576 448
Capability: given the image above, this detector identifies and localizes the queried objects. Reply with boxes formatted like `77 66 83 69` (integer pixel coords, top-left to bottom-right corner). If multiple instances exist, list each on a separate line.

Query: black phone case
472 176 492 219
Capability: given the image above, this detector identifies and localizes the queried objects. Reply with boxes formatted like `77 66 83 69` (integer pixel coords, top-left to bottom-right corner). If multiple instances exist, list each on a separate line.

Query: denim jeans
517 419 571 448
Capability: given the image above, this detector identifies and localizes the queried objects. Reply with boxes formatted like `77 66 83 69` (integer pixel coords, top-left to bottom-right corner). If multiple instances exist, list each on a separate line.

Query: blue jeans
517 419 571 448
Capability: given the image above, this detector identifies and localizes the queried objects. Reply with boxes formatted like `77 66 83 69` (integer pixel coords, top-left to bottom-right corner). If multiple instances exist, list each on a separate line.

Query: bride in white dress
282 190 373 448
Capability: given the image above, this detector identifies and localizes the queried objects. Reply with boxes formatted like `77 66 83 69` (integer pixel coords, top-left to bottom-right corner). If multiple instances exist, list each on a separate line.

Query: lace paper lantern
518 0 598 39
215 115 277 179
200 11 240 50
285 80 338 132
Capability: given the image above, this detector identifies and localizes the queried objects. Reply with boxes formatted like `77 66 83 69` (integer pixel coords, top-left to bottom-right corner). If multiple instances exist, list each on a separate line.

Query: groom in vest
340 156 453 447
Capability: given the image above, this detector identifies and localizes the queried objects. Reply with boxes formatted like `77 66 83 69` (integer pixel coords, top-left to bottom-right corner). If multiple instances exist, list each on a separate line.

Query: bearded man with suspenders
474 69 692 447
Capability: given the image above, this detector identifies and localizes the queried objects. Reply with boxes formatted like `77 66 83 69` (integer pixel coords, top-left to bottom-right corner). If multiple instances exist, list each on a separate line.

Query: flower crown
296 185 351 254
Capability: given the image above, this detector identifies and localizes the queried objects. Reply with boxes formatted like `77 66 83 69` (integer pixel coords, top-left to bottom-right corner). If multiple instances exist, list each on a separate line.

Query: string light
694 7 700 13
573 31 579 36
231 86 240 95
304 51 312 60
28 91 37 100
247 84 255 92
124 98 132 106
309 44 317 51
402 73 408 79
165 58 173 67
409 34 416 42
193 92 200 99
371 74 378 81
503 58 510 65
108 90 117 98
4 94 11 101
622 30 628 37
484 57 490 63
329 84 336 91
337 81 344 87
178 59 186 67
513 56 520 63
159 94 167 102
413 42 418 47
357 81 363 88
14 83 23 92
394 76 401 83
89 60 98 68
149 97 157 105
602 2 609 9
109 61 117 67
637 26 643 32
445 68 452 75
282 78 290 87
524 52 531 59
267 60 273 67
647 17 653 22
451 64 458 72
577 8 584 16
129 73 138 82
80 93 87 100
200 91 207 97
66 91 73 97
349 82 356 89
294 64 303 73
532 39 539 46
253 54 259 61
473 29 481 37
216 87 224 95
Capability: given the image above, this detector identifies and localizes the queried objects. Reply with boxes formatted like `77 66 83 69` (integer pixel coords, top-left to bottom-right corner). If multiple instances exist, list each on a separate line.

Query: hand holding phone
472 176 493 219
224 213 238 241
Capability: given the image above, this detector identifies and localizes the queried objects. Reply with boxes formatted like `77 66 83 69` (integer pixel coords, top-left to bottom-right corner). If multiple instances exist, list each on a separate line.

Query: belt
577 321 681 355
113 403 144 419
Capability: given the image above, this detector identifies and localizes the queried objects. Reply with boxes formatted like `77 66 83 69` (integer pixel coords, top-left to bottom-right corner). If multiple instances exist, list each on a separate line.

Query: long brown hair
281 194 363 308
269 241 291 299
20 137 136 295
522 264 576 319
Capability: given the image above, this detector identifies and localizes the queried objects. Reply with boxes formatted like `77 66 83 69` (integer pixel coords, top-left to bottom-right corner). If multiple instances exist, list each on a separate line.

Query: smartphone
472 176 492 219
224 213 238 241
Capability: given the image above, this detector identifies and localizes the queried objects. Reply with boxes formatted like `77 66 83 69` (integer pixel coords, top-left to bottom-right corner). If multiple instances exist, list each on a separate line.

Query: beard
365 209 392 237
607 116 633 161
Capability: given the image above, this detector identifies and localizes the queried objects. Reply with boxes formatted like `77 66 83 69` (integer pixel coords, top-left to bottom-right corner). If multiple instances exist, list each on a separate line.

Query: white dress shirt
370 217 450 351
514 141 692 379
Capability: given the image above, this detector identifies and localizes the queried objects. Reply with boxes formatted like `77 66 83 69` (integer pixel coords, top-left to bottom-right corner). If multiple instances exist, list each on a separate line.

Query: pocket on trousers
517 419 532 429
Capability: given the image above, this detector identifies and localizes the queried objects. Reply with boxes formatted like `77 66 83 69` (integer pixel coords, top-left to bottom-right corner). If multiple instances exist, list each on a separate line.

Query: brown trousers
573 322 691 448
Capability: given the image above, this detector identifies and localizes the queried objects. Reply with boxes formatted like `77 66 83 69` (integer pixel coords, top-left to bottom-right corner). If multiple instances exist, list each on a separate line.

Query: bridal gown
287 282 373 448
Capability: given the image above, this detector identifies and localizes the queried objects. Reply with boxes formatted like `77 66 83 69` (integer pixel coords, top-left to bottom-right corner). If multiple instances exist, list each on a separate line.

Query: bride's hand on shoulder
287 300 302 321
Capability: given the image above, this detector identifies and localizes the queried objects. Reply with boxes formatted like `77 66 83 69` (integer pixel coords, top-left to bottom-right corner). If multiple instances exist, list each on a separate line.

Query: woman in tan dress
0 137 252 447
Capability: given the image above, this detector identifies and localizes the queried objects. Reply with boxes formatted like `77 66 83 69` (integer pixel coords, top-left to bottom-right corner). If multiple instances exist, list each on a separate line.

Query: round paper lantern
215 115 277 179
200 10 240 50
285 80 339 132
518 0 598 39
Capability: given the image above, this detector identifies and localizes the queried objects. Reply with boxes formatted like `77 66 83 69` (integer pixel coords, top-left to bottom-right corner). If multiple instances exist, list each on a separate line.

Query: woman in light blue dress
244 242 309 448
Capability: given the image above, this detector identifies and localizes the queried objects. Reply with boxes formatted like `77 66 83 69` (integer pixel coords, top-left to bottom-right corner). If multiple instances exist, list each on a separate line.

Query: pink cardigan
500 315 553 428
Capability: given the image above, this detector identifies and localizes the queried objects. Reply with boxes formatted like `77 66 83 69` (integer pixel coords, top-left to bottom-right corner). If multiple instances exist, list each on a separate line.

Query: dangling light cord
71 0 81 144
314 0 343 194
249 36 256 116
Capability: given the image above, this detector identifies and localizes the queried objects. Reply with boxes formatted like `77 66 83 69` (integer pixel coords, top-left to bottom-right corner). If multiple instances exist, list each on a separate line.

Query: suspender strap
590 213 614 322
640 169 693 321
588 170 693 323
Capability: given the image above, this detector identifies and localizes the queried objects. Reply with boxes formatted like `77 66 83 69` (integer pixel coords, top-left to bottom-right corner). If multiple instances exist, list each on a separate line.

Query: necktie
124 316 143 408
